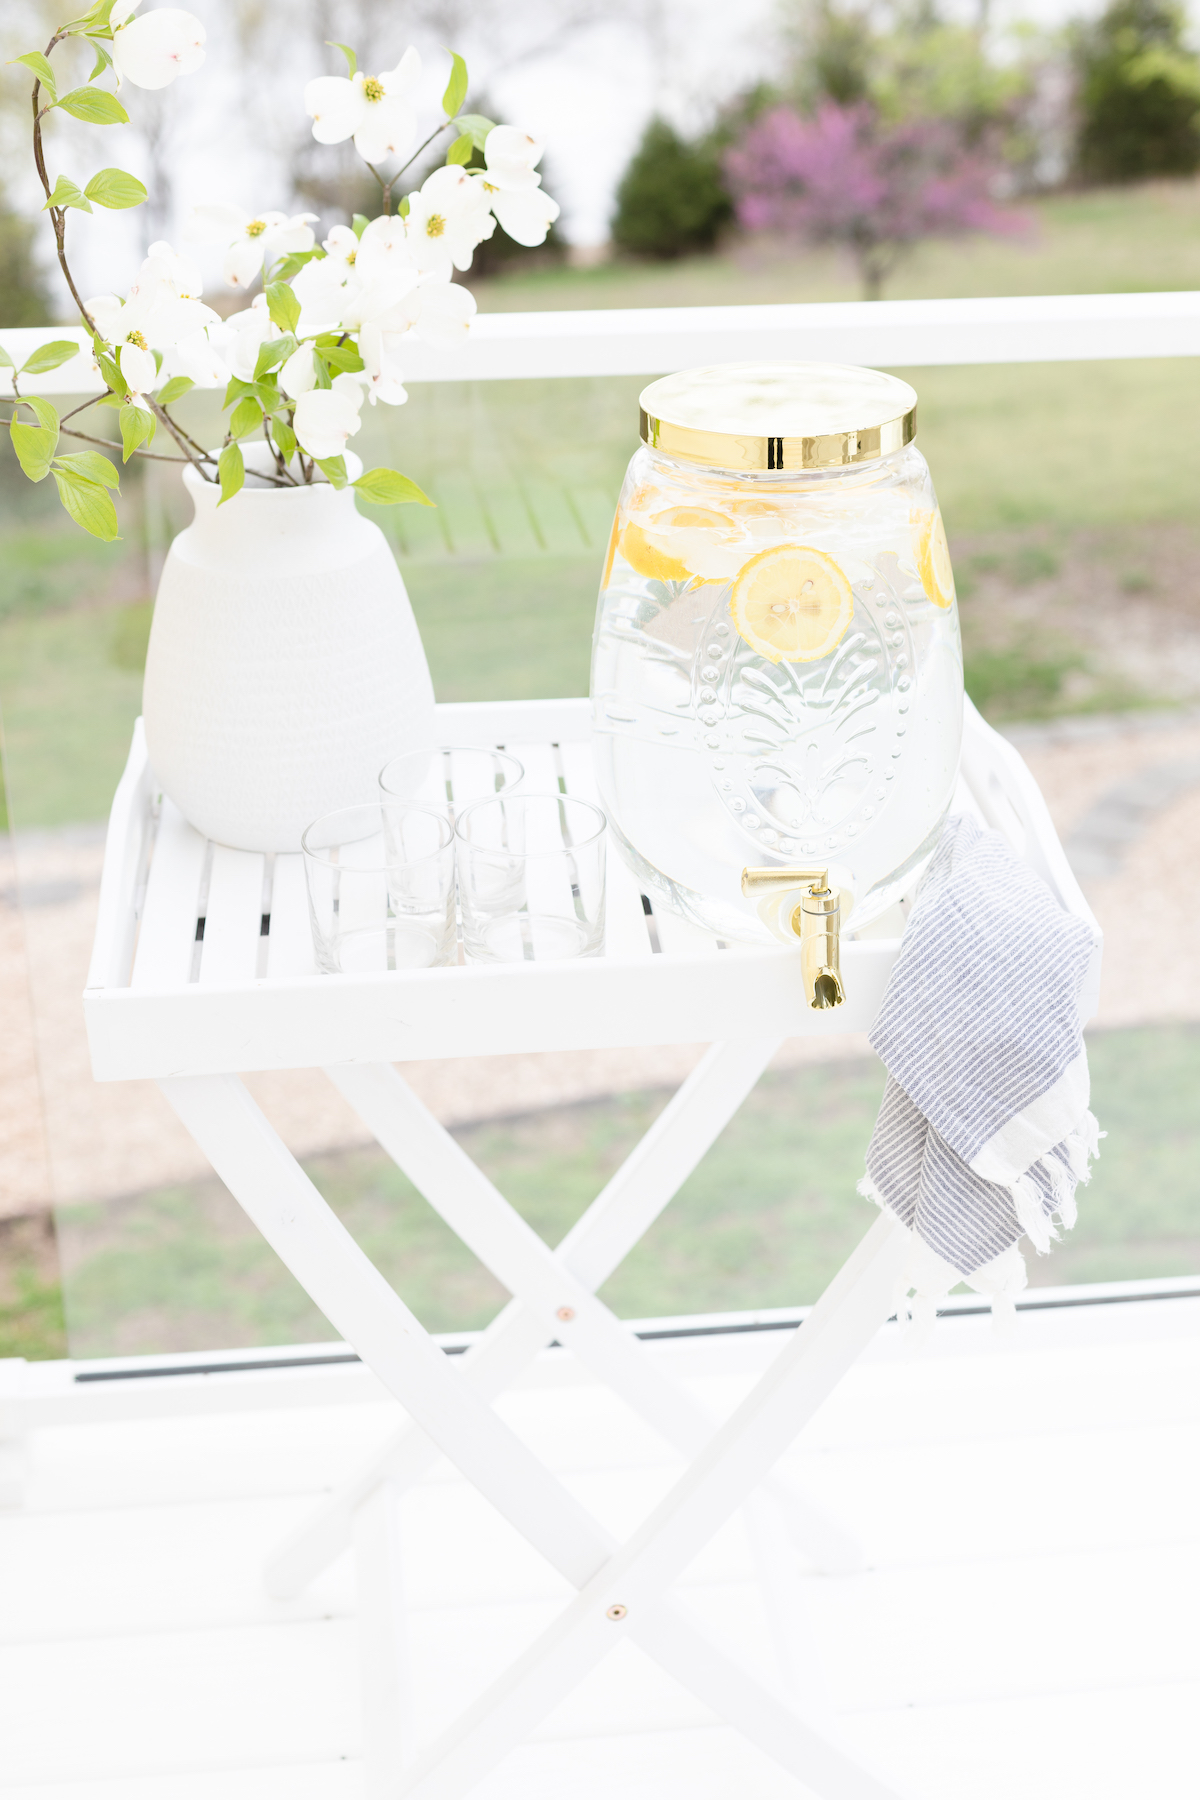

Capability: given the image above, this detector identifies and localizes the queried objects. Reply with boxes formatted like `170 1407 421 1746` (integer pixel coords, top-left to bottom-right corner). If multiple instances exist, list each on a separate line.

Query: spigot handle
741 866 829 897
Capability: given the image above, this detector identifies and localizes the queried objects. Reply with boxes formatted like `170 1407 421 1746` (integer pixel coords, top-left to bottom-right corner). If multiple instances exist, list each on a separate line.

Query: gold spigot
742 867 846 1009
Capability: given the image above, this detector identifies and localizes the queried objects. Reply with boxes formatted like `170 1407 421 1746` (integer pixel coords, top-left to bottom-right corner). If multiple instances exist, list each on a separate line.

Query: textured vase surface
143 458 435 852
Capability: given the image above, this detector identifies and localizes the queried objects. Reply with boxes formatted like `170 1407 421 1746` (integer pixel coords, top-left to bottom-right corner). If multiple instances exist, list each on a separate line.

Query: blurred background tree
725 100 1025 298
0 189 49 327
610 118 733 260
1071 0 1200 181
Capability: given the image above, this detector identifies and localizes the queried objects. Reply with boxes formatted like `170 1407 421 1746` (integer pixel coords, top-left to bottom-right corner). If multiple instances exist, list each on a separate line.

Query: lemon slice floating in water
911 507 956 608
619 506 737 583
730 544 854 664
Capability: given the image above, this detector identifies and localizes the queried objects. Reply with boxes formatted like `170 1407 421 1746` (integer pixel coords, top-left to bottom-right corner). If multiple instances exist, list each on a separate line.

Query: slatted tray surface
3 1291 1198 1799
84 697 1094 1080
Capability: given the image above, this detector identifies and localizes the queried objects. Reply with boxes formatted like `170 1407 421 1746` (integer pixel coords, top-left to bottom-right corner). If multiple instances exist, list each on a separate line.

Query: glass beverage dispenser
590 361 964 1005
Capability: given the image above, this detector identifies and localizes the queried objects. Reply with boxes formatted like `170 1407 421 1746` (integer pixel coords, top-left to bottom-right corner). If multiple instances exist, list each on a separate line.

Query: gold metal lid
639 362 918 472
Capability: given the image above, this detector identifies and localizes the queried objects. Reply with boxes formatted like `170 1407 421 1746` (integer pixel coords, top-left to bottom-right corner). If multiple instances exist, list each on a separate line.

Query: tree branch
57 426 194 462
32 32 100 336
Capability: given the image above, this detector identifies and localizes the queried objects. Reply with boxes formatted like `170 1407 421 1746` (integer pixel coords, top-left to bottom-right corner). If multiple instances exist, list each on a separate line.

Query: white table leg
332 1060 865 1550
159 1074 912 1799
268 1039 858 1598
395 1212 909 1800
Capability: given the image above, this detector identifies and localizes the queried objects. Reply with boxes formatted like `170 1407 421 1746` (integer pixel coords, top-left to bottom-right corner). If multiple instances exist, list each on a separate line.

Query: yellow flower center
345 248 357 265
245 218 267 237
425 213 446 238
126 329 148 350
482 181 498 193
363 76 385 102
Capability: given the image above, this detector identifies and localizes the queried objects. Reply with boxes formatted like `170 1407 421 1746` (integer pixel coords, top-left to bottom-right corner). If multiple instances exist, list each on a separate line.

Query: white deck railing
3 288 1198 394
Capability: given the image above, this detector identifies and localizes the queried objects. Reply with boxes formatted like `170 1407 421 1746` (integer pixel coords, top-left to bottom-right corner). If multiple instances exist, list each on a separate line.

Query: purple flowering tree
725 102 1024 300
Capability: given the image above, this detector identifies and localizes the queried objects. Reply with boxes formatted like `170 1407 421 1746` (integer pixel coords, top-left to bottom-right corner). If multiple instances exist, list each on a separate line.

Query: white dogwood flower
481 126 545 190
358 324 409 406
86 251 218 395
322 226 362 271
290 255 357 336
293 374 365 461
169 323 230 387
373 272 476 346
482 182 560 246
279 343 319 399
221 294 278 380
191 204 317 289
305 47 421 163
336 215 420 329
405 166 494 273
110 0 205 89
142 240 206 299
472 126 560 246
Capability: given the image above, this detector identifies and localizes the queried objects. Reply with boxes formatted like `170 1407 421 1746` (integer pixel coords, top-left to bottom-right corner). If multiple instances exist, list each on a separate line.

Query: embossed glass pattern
590 364 964 943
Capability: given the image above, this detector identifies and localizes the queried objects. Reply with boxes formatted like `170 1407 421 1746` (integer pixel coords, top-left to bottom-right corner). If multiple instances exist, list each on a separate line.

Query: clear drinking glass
379 745 524 822
301 801 456 973
455 793 606 963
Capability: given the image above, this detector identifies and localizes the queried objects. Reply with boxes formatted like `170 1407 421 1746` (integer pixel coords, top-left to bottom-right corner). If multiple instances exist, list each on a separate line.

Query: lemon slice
912 507 956 608
619 506 736 583
730 544 853 664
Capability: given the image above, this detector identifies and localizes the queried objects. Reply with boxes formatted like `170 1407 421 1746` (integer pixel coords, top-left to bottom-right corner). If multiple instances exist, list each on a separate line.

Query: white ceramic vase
143 449 435 852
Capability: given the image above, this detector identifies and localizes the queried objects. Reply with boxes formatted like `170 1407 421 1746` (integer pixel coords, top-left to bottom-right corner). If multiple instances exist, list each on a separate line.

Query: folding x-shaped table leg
266 1039 861 1602
160 1070 914 1800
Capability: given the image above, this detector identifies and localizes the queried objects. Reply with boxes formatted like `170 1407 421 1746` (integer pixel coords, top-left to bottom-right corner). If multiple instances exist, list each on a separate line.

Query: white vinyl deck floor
2 1282 1198 1800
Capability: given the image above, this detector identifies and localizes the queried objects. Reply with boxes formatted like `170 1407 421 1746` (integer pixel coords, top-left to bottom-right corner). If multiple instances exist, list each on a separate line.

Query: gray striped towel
860 813 1102 1330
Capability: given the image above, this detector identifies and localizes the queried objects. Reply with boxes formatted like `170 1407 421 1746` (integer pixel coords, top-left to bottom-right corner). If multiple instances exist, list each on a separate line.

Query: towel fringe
1008 1108 1103 1255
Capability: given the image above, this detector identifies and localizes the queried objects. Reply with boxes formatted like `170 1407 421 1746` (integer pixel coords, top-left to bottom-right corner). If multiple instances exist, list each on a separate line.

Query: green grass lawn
472 178 1200 311
47 1024 1200 1358
3 179 1200 828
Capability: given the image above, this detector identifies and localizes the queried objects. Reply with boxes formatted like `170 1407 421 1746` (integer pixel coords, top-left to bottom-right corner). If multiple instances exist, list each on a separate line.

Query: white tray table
83 694 1100 1800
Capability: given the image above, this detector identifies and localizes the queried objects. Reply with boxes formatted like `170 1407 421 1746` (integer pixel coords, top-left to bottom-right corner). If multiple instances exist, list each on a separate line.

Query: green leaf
397 194 411 219
10 421 57 482
352 213 369 239
223 375 256 409
43 176 92 214
315 455 347 489
52 467 119 540
315 343 364 375
55 448 120 489
0 344 13 369
67 0 117 32
94 389 122 408
352 467 435 507
455 113 496 149
253 334 295 379
156 375 194 406
228 396 263 439
119 402 155 462
446 132 474 166
87 42 113 81
217 441 244 506
271 247 324 281
312 355 332 391
11 52 58 100
56 85 128 124
22 339 82 375
24 396 59 432
83 167 147 210
441 49 468 117
93 344 123 394
326 39 356 76
264 281 300 335
271 419 297 464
